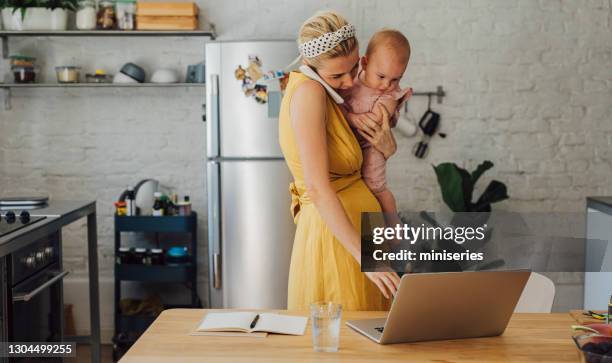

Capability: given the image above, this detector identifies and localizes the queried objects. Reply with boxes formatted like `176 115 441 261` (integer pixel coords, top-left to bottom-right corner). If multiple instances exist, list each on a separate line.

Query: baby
341 29 412 215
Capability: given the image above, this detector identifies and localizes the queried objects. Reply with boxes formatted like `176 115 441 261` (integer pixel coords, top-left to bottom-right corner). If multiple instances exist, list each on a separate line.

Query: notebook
193 312 308 338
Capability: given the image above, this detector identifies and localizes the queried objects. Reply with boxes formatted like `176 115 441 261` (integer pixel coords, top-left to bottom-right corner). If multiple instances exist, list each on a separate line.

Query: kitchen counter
0 200 101 363
587 196 612 215
119 309 578 363
0 200 95 255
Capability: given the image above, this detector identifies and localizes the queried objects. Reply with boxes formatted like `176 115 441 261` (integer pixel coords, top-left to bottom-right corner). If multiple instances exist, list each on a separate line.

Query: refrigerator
205 41 297 308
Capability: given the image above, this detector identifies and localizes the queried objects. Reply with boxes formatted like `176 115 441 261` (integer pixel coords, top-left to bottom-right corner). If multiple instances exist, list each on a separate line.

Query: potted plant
3 0 44 30
45 0 77 30
433 160 509 214
0 0 6 29
1 0 16 30
396 161 509 273
2 0 76 30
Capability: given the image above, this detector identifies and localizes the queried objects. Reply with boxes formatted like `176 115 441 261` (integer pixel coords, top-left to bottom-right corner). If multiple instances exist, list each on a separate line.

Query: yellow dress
279 72 389 311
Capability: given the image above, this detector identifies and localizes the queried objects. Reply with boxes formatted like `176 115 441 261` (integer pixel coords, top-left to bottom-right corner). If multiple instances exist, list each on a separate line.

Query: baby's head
361 29 411 92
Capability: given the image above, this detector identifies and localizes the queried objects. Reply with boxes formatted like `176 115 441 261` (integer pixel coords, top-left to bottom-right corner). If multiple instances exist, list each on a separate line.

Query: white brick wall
1 0 611 333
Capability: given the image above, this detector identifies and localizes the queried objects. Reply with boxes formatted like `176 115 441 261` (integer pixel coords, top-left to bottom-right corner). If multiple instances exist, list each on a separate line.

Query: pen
250 314 260 329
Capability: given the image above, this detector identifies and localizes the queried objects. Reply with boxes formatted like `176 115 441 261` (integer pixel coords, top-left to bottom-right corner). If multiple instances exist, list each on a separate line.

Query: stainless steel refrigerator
205 41 297 308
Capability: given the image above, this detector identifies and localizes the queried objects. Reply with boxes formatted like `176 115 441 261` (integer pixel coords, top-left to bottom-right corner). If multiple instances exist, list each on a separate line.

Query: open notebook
192 312 308 338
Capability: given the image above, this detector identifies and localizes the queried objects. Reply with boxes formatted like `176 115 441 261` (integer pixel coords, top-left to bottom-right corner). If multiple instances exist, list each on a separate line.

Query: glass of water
310 302 342 352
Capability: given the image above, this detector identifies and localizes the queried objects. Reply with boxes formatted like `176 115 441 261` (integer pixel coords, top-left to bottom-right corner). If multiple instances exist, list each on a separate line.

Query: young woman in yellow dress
279 11 401 311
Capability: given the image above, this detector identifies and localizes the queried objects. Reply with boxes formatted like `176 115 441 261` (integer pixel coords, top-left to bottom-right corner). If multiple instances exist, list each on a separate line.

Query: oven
5 231 66 363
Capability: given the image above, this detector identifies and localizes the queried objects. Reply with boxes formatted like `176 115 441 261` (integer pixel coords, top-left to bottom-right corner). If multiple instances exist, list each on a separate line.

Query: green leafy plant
433 160 509 213
6 0 44 20
394 160 509 274
3 0 76 20
44 0 77 11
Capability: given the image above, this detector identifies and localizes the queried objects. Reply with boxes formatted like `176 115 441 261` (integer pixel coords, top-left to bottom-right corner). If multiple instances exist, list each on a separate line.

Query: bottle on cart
126 186 136 216
608 295 612 324
152 192 164 216
183 196 192 215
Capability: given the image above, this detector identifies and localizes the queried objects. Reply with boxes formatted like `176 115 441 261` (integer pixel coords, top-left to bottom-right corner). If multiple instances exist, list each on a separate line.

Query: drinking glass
310 302 342 352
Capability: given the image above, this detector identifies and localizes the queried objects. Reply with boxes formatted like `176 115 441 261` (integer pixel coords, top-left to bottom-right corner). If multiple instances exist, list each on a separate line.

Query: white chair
514 272 556 313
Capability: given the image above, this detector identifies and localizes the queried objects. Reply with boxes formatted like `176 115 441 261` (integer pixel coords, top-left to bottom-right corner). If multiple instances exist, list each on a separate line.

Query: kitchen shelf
114 212 199 361
0 29 216 38
115 262 193 282
1 83 205 110
0 27 214 110
116 313 157 333
0 28 216 60
115 302 196 337
115 213 197 233
1 83 205 88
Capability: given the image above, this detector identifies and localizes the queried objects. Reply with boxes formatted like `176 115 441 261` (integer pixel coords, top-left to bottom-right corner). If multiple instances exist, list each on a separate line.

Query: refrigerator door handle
207 74 220 157
208 160 222 290
213 253 222 289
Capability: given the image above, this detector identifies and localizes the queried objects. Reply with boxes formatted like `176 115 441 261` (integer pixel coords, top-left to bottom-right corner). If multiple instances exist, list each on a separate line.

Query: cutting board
136 16 198 30
569 310 608 325
136 2 198 16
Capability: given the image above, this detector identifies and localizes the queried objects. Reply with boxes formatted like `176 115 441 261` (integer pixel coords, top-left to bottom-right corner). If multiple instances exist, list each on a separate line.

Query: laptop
346 270 531 344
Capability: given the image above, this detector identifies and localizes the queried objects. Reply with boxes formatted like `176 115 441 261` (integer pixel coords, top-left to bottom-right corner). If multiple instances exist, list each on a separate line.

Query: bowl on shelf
166 246 189 264
113 72 138 84
150 69 179 83
119 62 146 83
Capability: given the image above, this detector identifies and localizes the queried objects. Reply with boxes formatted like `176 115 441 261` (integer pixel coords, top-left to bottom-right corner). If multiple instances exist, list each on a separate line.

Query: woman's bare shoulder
290 79 327 126
293 79 326 101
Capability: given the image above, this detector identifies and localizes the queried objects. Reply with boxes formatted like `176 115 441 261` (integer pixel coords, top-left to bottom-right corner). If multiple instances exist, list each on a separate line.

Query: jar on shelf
97 0 116 30
76 0 97 30
85 69 111 83
133 247 147 264
150 249 164 265
116 247 133 264
115 0 135 30
55 66 81 83
9 55 36 68
13 67 37 83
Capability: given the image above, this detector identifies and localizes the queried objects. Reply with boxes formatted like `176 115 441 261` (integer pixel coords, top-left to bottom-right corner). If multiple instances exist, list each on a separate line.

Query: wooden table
119 309 579 362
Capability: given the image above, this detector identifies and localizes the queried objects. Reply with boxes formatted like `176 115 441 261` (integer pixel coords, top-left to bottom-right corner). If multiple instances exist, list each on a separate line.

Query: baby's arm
371 97 399 127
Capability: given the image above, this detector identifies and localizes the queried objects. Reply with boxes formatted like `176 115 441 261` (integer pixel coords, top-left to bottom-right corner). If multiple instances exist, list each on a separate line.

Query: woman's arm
291 81 362 261
291 82 400 298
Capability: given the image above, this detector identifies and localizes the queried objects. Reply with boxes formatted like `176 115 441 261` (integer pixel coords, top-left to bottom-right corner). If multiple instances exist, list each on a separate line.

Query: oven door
11 263 67 350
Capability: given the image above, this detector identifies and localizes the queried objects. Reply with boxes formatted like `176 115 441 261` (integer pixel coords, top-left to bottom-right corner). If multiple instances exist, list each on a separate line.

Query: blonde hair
298 10 358 68
366 29 411 64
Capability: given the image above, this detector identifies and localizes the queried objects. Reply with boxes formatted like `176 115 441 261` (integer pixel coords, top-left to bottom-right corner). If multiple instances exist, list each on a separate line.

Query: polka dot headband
298 24 356 58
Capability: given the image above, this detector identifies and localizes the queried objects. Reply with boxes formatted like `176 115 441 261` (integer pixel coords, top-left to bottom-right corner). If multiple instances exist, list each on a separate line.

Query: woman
279 11 401 311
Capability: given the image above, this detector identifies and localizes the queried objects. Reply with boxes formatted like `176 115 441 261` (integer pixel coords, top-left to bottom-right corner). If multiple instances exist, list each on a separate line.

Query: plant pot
50 9 68 30
1 8 17 30
2 8 69 30
3 8 50 30
23 8 52 30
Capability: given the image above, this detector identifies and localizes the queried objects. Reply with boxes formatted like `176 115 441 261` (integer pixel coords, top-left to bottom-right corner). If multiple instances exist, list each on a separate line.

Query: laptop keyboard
375 327 384 333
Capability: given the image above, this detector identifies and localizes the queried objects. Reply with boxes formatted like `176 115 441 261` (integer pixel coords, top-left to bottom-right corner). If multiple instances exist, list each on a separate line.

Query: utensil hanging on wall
397 102 419 138
413 94 445 159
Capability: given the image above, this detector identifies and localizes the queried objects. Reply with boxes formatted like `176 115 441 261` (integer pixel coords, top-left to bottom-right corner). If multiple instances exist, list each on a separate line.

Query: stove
0 207 64 362
0 211 46 238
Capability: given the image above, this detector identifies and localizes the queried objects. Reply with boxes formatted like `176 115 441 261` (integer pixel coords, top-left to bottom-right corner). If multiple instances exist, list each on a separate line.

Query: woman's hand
355 104 397 159
365 270 401 299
